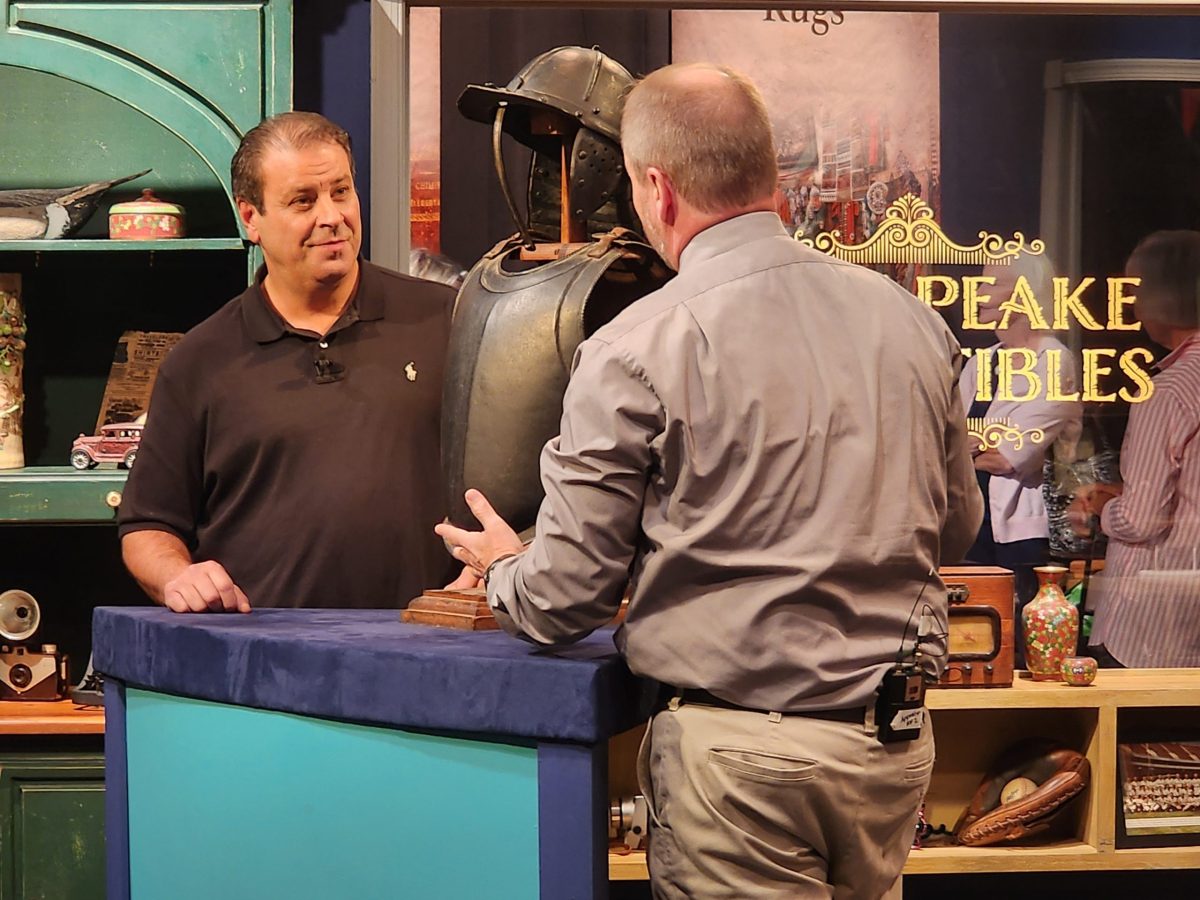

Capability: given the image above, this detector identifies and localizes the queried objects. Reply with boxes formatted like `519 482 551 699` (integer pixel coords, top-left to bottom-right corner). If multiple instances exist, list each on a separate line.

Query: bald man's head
622 63 778 214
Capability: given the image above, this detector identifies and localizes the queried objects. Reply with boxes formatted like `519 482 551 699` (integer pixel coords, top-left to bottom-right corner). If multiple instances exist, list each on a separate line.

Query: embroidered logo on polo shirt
405 362 418 382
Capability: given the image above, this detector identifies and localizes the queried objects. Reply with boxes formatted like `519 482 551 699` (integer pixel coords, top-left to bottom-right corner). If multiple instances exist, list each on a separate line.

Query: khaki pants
637 697 933 899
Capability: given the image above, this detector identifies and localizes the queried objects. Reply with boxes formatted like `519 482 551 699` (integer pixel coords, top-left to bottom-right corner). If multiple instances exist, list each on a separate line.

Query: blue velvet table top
92 608 658 743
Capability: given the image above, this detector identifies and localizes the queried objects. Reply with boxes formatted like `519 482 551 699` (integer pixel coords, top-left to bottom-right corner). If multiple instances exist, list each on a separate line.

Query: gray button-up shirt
488 212 982 711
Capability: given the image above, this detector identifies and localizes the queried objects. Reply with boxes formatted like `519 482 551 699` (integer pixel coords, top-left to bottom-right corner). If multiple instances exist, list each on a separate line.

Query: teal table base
96 608 650 899
105 681 611 900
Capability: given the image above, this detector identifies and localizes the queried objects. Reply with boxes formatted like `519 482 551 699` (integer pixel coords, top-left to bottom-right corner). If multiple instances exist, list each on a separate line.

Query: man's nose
313 193 343 227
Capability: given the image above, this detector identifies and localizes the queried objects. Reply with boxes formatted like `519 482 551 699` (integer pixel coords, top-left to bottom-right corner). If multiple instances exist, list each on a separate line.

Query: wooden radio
934 566 1015 688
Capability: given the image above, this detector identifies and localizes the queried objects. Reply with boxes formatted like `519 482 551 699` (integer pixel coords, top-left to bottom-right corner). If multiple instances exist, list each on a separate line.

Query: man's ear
237 199 261 245
645 166 677 227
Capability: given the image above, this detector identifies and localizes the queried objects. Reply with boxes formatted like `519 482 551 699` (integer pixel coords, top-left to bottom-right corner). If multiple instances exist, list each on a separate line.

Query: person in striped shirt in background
1071 230 1200 668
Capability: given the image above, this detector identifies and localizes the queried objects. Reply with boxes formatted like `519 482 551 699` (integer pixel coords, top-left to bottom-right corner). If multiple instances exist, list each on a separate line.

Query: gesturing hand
434 489 526 579
1066 483 1123 536
163 560 252 613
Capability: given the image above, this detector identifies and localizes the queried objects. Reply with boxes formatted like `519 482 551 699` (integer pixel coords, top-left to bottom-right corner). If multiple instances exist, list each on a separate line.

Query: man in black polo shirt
119 112 455 611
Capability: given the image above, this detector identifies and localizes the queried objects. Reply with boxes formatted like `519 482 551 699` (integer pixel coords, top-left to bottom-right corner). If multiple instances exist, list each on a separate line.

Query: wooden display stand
404 590 630 631
401 588 498 630
608 669 1200 881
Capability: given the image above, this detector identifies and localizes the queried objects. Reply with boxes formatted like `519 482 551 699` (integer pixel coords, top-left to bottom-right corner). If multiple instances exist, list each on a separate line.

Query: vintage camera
0 589 68 701
609 794 649 850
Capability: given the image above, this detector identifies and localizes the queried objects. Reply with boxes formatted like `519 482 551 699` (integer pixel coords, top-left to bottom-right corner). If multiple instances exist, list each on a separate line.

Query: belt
674 688 866 723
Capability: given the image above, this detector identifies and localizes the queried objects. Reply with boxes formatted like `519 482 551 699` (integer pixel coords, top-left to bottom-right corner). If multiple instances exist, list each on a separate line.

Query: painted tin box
108 189 185 240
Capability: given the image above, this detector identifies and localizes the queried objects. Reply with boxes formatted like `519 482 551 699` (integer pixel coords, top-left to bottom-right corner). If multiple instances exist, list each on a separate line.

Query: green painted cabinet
0 0 291 221
0 0 292 504
0 752 106 900
0 3 292 897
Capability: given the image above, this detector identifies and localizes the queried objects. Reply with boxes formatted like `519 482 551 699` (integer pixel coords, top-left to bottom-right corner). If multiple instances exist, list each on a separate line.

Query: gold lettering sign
798 194 1156 450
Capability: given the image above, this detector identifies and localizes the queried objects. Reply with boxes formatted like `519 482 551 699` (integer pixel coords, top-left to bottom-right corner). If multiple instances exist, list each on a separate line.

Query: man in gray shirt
438 63 982 898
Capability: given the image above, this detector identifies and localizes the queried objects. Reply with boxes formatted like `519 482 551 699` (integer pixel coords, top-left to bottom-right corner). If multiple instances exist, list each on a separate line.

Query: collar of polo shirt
241 258 384 343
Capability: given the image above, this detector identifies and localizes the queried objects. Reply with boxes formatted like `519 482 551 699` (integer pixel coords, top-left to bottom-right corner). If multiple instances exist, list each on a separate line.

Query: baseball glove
953 738 1090 846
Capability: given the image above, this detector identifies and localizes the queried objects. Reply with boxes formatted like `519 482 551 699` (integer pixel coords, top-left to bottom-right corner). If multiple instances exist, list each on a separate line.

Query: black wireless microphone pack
875 663 927 743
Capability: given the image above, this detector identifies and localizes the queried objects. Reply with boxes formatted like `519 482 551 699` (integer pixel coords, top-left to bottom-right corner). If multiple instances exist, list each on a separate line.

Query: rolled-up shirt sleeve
1101 388 1188 545
488 339 663 646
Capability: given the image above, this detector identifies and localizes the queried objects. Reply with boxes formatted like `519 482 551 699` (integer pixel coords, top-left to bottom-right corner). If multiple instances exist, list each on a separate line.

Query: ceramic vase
0 274 25 469
1022 565 1078 681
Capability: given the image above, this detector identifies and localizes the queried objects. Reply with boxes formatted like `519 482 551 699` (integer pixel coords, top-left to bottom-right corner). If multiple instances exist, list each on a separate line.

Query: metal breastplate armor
443 229 671 531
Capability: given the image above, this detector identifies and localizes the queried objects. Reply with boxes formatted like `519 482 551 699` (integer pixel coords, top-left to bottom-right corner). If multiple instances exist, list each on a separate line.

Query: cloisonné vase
1022 565 1078 681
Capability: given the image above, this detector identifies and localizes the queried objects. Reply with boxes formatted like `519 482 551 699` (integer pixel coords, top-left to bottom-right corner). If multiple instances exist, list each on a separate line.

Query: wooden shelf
908 841 1200 873
927 669 1200 710
609 670 1200 882
609 849 649 881
610 838 1200 879
0 467 127 524
0 237 244 252
905 840 1098 874
1112 846 1200 870
0 700 104 735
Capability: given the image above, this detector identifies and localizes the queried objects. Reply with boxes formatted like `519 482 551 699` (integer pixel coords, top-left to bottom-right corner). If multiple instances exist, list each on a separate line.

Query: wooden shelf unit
0 700 104 736
926 668 1200 710
608 670 1200 880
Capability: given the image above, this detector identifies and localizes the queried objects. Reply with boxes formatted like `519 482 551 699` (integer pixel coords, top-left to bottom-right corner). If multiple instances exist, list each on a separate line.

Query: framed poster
672 9 940 251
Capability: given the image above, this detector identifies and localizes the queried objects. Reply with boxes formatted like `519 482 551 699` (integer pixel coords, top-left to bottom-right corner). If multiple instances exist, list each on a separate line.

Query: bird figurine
0 169 151 240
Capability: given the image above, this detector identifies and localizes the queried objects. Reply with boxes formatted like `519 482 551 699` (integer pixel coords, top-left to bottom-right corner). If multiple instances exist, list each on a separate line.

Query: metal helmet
458 45 632 146
458 46 639 243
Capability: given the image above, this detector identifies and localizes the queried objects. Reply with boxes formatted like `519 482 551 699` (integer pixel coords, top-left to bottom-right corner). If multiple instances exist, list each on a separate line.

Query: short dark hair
1127 230 1200 330
231 111 354 210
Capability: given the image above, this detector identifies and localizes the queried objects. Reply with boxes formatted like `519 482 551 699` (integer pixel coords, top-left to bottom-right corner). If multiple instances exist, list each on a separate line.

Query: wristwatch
482 552 518 587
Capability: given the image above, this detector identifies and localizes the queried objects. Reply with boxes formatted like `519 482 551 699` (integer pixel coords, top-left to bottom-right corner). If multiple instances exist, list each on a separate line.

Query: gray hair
985 250 1059 324
621 63 778 214
1127 230 1200 330
232 111 354 211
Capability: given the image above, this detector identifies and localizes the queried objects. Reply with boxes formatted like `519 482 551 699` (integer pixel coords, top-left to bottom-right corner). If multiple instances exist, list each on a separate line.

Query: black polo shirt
119 261 458 608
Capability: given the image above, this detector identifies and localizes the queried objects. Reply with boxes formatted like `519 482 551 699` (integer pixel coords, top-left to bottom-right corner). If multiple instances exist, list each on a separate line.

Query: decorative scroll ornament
967 417 1045 454
797 193 1046 266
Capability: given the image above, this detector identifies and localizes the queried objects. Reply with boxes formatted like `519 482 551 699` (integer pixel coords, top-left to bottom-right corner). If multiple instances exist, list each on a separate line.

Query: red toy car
70 422 143 470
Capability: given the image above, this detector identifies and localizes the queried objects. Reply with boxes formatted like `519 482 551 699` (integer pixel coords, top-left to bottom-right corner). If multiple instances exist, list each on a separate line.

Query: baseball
1001 776 1039 804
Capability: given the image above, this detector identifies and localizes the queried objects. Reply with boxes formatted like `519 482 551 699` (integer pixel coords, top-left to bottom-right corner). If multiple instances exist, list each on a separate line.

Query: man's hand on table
163 560 252 614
